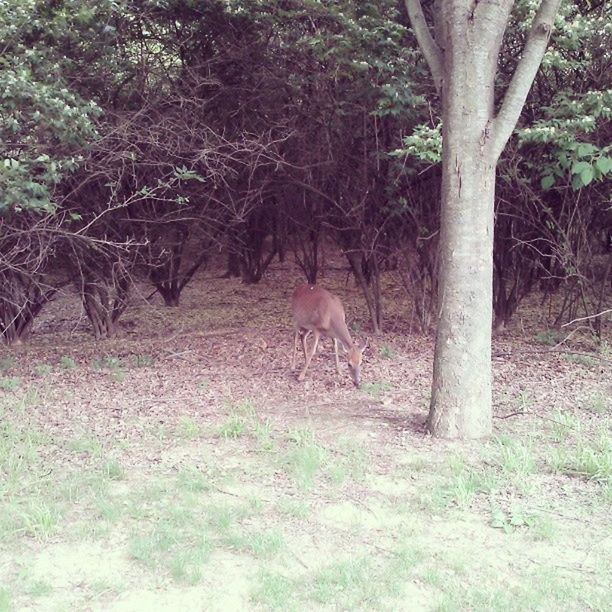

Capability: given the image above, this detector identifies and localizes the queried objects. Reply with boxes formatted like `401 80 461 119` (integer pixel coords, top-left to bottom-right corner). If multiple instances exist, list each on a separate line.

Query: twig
213 486 240 497
493 348 611 364
562 309 612 327
494 410 581 429
494 410 526 420
163 350 194 360
290 551 310 570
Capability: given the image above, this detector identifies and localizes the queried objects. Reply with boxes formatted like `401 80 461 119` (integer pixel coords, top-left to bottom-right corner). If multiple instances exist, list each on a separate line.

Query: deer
290 284 366 387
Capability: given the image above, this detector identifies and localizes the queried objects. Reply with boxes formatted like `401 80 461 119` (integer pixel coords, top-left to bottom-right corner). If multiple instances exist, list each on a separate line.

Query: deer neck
332 320 354 351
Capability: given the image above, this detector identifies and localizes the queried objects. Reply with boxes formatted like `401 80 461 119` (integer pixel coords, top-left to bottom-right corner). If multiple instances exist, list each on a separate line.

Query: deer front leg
291 329 300 371
333 338 341 374
298 330 320 382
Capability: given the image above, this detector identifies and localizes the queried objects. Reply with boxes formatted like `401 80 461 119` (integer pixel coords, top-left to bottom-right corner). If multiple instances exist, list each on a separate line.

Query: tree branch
490 0 562 159
404 0 444 95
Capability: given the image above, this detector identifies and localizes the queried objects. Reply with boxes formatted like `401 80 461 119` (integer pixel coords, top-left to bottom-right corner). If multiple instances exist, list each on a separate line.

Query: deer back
292 285 352 347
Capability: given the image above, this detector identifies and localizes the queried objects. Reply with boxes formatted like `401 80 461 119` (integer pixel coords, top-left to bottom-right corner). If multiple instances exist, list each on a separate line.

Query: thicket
1 0 610 344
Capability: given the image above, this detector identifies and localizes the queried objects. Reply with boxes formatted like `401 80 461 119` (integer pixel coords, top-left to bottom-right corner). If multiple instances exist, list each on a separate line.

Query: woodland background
1 0 610 344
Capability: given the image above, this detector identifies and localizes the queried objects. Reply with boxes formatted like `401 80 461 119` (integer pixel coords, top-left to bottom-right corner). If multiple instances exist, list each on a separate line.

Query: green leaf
541 175 555 190
595 156 612 175
571 160 591 175
571 173 584 190
576 143 596 157
580 166 594 186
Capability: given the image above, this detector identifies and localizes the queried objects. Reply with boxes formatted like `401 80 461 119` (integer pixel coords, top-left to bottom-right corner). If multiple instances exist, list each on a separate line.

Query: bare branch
491 0 562 159
404 0 444 95
562 309 612 328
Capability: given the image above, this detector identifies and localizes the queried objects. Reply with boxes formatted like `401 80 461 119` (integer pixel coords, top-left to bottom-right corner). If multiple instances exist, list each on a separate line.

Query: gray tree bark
405 0 561 438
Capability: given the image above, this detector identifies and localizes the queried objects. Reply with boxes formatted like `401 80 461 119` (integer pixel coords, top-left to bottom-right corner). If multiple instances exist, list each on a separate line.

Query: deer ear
360 338 369 354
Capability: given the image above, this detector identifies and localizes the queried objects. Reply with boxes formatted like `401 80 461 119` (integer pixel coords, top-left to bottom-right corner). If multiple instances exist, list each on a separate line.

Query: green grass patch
176 466 210 493
219 413 246 439
129 517 211 583
379 345 395 359
176 416 200 439
493 435 536 478
102 459 125 481
251 571 295 610
0 377 20 391
563 352 599 368
285 427 327 489
59 355 77 369
0 588 11 612
0 357 16 372
33 364 53 377
133 354 154 367
65 436 103 457
583 390 609 414
24 579 53 598
547 434 612 483
92 356 123 371
227 529 285 559
276 498 310 519
534 329 564 346
360 381 393 397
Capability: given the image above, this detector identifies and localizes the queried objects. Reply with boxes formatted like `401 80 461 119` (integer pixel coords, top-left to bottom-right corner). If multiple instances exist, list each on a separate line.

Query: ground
0 256 610 611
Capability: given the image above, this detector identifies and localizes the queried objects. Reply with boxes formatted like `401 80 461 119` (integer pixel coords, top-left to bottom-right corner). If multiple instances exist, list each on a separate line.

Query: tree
404 0 561 438
0 0 104 344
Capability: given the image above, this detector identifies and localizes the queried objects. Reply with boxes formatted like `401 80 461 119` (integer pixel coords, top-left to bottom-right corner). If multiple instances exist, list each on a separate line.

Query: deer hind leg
333 338 341 374
298 330 320 382
301 330 312 360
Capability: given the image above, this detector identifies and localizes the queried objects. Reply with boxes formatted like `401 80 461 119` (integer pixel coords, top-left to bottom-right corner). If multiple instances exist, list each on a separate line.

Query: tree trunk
429 147 495 438
405 0 561 439
426 8 502 438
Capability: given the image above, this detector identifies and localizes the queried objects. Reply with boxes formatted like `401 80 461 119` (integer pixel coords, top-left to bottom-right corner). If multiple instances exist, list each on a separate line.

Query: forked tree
404 0 561 438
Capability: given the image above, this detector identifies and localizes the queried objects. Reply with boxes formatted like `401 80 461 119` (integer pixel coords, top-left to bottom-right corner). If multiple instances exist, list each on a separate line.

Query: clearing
0 258 610 611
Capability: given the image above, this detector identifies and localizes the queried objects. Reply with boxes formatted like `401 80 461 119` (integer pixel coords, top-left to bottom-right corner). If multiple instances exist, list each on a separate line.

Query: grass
494 435 536 478
133 354 154 367
219 413 246 439
251 571 295 609
0 588 11 612
583 390 609 414
176 466 210 493
547 434 612 483
308 557 371 604
0 377 20 391
21 501 60 540
65 436 103 456
218 399 273 444
92 356 125 382
33 364 52 377
176 416 200 439
379 345 395 359
228 529 285 559
59 355 77 369
0 357 16 372
360 380 393 397
534 329 565 346
1 380 610 611
102 459 125 481
285 427 327 489
92 356 123 371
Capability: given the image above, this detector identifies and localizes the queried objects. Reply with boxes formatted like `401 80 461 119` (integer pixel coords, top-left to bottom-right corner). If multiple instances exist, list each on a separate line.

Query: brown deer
291 284 366 386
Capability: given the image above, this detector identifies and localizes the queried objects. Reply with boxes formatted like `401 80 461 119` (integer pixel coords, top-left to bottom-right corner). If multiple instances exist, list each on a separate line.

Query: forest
0 0 610 610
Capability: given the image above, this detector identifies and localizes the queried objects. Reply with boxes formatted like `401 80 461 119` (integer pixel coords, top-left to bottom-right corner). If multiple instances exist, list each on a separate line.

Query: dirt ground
0 255 610 611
